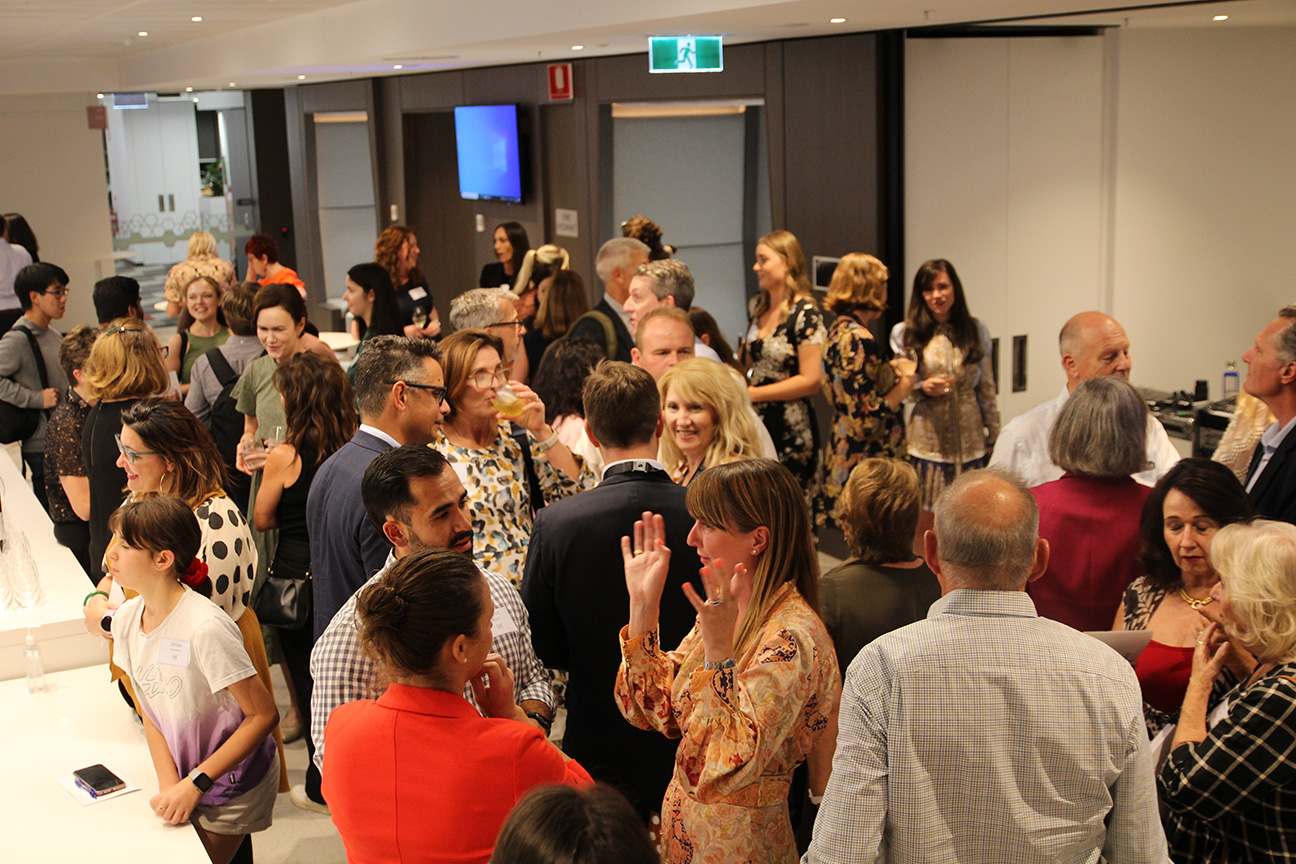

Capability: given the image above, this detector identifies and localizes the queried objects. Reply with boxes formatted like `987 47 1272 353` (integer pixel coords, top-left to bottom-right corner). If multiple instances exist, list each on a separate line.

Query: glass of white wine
893 348 919 377
412 309 428 329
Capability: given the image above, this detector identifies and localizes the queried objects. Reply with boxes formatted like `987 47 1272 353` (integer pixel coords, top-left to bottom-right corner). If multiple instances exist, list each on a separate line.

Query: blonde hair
838 458 920 562
686 459 820 653
513 244 570 295
1210 520 1296 664
752 230 815 319
187 230 218 259
825 253 888 317
83 318 170 401
659 359 760 479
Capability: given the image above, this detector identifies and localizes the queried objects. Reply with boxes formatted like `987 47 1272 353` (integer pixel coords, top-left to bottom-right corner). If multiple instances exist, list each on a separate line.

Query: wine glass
893 348 919 377
412 310 428 329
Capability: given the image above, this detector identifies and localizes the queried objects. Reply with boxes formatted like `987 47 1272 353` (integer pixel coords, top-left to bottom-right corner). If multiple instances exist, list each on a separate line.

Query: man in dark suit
1243 305 1296 523
307 335 449 639
521 361 698 818
567 237 649 362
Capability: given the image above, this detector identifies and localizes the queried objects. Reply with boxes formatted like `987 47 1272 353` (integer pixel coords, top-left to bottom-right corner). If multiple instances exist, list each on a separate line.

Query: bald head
1059 312 1131 390
927 469 1047 591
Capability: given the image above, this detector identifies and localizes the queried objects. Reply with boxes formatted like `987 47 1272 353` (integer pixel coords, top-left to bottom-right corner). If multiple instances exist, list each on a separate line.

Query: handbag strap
18 324 49 392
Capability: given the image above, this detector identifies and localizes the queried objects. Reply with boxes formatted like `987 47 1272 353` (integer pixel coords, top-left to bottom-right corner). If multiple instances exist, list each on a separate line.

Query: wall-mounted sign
554 208 579 238
649 36 723 74
548 63 574 101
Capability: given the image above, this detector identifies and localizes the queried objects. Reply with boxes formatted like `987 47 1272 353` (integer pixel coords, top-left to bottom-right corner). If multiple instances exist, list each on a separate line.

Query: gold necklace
1178 586 1215 610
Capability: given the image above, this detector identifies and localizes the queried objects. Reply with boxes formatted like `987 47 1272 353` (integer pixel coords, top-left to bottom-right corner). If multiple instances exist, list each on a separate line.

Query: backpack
541 309 618 368
0 325 49 445
204 346 259 511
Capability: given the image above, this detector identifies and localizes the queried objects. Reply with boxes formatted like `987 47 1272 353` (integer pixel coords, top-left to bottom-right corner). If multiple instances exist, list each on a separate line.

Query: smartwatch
189 770 214 795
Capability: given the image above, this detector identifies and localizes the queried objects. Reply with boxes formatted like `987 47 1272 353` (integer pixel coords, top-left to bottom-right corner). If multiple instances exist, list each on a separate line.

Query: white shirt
1246 413 1296 492
0 240 32 311
358 423 400 448
807 590 1168 864
694 339 722 362
988 385 1180 487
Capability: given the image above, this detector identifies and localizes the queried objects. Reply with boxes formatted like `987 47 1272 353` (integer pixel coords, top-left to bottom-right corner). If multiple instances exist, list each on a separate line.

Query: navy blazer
307 429 395 638
1246 425 1296 525
521 464 699 816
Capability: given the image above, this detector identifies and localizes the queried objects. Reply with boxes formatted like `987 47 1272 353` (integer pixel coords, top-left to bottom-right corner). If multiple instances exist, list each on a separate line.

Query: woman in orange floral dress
616 458 839 864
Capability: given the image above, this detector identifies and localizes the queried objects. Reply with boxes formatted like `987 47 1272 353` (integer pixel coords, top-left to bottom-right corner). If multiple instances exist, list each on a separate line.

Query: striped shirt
309 555 554 773
807 589 1169 864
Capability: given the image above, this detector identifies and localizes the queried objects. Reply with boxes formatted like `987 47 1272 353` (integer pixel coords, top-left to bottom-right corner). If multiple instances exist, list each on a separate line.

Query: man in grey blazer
307 336 449 639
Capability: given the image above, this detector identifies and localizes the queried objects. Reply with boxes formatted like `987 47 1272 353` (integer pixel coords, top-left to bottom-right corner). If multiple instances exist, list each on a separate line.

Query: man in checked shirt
806 468 1169 864
309 444 555 783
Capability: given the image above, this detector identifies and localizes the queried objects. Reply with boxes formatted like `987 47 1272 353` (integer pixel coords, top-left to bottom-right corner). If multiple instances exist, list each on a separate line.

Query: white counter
3 664 207 862
0 453 108 680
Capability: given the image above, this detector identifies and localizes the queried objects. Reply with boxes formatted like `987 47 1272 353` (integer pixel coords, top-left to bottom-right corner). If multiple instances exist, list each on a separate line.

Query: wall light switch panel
475 214 486 232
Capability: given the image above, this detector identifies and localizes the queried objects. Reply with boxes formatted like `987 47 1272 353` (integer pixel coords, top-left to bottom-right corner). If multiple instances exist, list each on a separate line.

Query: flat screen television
454 104 523 204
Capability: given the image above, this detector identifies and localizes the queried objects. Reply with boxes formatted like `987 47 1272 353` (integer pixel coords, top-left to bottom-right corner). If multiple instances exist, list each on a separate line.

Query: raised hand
470 653 520 720
682 560 742 663
623 512 671 638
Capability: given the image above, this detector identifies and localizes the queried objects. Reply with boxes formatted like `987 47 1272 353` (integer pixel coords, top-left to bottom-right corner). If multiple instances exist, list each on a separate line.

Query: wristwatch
188 770 214 795
703 658 736 671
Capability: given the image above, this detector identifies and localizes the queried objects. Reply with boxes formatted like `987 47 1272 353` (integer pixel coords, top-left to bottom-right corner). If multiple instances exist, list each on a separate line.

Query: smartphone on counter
73 764 126 798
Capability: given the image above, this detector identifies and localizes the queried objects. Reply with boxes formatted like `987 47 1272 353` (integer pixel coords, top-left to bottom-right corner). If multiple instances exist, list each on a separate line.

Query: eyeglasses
389 381 448 404
469 367 509 389
114 433 159 464
41 287 70 297
485 320 525 331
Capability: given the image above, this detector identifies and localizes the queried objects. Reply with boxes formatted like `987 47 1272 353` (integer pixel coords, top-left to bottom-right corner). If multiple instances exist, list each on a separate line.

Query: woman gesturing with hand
615 459 839 864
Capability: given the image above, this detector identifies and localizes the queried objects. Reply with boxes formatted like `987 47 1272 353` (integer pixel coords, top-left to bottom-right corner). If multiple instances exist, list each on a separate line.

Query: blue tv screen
454 104 523 204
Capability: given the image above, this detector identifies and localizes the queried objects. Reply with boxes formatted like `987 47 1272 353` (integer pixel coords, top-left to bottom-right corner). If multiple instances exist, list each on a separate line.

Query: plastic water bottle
24 630 45 694
1223 361 1240 400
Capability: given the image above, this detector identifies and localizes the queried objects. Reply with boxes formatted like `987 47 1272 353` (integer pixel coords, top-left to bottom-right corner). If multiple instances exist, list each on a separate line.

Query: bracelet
526 711 553 736
83 590 109 607
703 658 736 671
533 428 560 452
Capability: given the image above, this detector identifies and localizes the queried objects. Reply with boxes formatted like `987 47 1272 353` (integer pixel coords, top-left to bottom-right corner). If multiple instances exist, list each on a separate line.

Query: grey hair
449 288 513 332
1275 306 1296 364
595 237 649 284
1048 377 1148 477
633 259 695 311
932 468 1039 590
352 336 443 420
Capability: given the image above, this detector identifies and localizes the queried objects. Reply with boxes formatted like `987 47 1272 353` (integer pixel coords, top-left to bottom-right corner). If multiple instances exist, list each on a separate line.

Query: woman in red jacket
323 548 590 864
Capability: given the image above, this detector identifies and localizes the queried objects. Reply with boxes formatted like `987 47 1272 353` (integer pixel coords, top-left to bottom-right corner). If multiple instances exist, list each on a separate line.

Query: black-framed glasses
486 320 525 331
114 433 159 464
469 367 509 389
41 287 70 297
389 381 448 404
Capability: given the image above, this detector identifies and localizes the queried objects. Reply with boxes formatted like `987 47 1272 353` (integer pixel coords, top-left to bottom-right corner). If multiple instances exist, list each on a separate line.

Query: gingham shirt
309 554 554 773
807 590 1169 864
1159 663 1296 864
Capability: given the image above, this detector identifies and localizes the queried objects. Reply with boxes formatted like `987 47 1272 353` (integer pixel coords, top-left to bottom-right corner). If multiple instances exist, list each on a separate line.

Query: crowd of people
2 210 1294 864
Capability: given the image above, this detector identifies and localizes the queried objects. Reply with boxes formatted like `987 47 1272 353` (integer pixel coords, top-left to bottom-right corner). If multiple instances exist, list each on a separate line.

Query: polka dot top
195 494 257 621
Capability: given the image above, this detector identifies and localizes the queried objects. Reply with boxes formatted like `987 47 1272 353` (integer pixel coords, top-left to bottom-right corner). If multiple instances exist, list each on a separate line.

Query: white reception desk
0 453 108 680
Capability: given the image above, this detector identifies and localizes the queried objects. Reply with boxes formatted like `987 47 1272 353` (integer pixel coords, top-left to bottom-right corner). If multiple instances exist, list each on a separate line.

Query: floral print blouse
818 317 904 529
436 423 594 586
615 584 839 864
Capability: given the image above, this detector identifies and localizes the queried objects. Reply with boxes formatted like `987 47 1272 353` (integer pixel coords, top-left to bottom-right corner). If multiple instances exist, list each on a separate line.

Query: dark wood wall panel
781 34 882 264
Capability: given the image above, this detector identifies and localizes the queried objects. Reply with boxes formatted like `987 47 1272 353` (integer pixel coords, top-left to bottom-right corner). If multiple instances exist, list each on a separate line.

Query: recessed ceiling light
571 45 585 50
297 74 306 80
229 82 236 87
138 31 148 36
192 98 199 103
393 64 403 70
96 93 104 99
185 87 193 92
1213 14 1229 20
191 16 203 22
830 17 847 23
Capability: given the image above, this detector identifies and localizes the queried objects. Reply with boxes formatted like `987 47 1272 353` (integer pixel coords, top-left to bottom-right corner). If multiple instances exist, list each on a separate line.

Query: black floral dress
817 317 904 529
744 298 826 489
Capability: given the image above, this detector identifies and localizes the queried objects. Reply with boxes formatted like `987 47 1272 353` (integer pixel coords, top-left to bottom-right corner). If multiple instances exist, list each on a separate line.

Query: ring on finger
634 548 644 556
706 597 723 606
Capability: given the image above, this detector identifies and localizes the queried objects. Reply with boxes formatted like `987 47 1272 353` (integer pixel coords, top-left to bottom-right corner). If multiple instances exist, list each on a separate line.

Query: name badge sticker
491 600 519 639
159 638 191 668
408 286 428 301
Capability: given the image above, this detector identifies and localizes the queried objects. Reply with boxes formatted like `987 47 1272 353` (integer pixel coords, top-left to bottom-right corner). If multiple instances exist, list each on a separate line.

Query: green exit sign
649 36 724 73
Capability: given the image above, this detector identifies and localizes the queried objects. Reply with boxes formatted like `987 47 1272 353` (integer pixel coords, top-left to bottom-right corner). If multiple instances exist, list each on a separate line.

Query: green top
179 326 230 383
233 352 288 438
345 327 376 385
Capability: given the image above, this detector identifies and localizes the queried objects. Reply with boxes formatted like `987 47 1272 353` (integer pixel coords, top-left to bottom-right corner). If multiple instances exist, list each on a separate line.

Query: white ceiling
0 0 1291 95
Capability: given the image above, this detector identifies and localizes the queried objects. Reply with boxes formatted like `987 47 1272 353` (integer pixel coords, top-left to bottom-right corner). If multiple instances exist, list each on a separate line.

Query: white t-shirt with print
112 587 275 805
